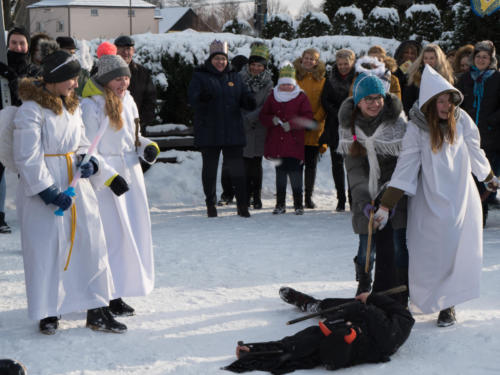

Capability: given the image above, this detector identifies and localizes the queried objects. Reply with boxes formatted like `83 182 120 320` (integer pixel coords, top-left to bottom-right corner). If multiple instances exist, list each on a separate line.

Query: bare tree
298 0 319 14
267 0 290 15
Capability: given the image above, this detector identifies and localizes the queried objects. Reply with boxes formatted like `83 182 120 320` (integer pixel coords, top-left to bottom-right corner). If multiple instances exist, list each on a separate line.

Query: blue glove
363 203 375 218
78 155 99 178
143 145 159 163
52 192 73 211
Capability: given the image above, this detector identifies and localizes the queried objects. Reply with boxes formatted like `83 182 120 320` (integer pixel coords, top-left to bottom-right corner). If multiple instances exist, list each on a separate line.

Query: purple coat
259 91 313 161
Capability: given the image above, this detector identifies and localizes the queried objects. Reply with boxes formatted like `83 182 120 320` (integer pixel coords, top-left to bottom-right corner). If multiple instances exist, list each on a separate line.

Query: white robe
81 92 154 299
13 101 114 320
388 109 491 314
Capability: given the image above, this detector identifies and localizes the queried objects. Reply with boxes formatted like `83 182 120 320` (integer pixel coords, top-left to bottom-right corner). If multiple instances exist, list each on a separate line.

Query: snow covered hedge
331 6 365 36
295 12 332 38
261 14 295 40
365 7 399 39
400 4 443 43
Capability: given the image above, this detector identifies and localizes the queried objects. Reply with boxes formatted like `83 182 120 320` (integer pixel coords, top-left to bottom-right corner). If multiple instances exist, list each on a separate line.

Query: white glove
485 176 500 192
281 121 291 132
272 116 281 126
373 207 389 230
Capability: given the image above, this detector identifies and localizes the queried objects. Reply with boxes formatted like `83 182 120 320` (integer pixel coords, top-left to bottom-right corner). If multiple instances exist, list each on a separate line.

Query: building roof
28 0 155 8
157 7 190 33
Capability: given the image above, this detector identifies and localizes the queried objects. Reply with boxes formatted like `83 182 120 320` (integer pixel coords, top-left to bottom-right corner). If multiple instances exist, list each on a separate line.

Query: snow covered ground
1 149 500 374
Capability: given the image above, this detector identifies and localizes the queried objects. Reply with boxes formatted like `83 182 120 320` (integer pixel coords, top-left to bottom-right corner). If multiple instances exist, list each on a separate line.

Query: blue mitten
79 156 99 178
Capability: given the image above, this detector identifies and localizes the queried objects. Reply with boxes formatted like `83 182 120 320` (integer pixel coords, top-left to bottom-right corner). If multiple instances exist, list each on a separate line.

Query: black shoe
0 359 27 375
0 212 11 234
39 316 59 335
272 205 286 214
109 298 135 317
354 257 372 296
237 205 251 218
279 287 319 312
437 307 456 327
217 194 234 206
86 307 127 333
253 198 262 209
207 205 217 218
294 207 304 215
335 201 345 212
304 196 316 209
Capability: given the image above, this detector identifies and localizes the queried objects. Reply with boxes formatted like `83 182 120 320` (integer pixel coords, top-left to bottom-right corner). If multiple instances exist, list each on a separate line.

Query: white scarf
273 85 303 103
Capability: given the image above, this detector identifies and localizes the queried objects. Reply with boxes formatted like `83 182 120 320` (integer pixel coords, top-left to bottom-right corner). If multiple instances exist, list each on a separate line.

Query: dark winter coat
239 66 273 158
259 90 313 162
394 41 422 116
129 60 157 128
320 64 355 148
402 83 419 116
188 60 256 148
456 70 500 152
338 95 408 234
224 294 414 374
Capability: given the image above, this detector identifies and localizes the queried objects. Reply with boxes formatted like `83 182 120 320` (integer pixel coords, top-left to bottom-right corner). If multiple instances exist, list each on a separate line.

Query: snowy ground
1 149 500 374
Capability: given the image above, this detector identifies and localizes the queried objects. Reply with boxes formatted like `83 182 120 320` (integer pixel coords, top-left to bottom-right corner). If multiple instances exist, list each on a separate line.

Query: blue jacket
188 60 255 147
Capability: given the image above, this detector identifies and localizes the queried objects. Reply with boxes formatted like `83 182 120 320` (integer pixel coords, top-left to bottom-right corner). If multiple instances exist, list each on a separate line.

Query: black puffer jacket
320 64 355 148
129 60 157 128
456 70 500 152
188 59 256 148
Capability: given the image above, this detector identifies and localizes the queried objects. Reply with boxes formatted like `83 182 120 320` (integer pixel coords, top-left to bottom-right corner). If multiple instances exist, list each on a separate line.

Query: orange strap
45 152 76 271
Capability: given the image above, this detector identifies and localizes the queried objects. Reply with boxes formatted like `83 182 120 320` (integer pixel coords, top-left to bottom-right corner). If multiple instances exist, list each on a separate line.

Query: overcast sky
287 0 324 16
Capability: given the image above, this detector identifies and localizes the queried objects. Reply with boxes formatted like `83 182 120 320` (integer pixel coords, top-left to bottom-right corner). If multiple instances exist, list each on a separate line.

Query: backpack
0 106 19 173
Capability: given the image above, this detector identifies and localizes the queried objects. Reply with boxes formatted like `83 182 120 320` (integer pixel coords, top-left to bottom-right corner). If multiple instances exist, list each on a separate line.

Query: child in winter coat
337 73 407 297
81 53 159 318
259 63 313 215
13 50 125 334
374 65 499 327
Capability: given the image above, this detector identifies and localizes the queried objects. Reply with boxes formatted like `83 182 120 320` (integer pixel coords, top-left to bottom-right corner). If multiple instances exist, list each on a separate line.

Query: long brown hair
424 94 456 153
349 108 367 156
408 44 455 86
104 87 123 130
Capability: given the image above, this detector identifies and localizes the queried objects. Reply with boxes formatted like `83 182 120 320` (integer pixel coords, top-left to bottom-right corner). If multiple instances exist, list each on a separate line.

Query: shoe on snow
109 298 135 317
437 307 456 327
336 201 345 212
294 207 304 215
279 287 319 312
272 205 286 215
39 316 59 335
87 307 127 333
207 205 217 218
217 195 234 206
0 359 27 375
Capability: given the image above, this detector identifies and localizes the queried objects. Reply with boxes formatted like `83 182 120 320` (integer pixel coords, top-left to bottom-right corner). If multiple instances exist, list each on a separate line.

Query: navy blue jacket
188 59 255 147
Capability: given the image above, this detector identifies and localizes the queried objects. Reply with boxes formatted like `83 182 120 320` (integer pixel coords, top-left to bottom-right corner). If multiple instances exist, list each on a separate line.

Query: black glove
78 156 99 178
0 61 17 81
109 175 129 196
199 91 213 103
39 185 73 211
143 145 158 163
52 192 73 211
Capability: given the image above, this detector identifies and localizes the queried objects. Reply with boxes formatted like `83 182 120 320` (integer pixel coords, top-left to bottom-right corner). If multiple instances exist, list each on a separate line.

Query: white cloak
388 109 491 313
13 101 114 320
81 91 154 299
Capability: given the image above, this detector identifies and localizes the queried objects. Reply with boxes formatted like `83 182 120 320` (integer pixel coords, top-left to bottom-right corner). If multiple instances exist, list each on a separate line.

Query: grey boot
354 257 372 296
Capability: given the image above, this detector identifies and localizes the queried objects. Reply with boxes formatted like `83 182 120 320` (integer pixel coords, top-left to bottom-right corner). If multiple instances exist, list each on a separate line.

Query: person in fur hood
374 65 499 327
293 49 327 209
337 73 408 300
80 50 159 321
13 49 125 335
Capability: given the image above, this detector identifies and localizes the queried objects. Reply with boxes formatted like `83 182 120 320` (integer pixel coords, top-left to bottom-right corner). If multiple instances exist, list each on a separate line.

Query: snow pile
405 3 441 19
298 11 332 26
369 6 400 23
336 5 364 21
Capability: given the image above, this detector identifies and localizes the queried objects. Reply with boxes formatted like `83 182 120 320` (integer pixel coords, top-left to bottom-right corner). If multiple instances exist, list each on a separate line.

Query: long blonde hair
423 94 456 153
104 87 123 130
408 44 454 86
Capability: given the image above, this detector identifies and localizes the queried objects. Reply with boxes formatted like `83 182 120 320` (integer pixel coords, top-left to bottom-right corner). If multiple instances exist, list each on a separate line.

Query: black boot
39 316 59 335
279 286 320 312
0 212 11 234
354 257 372 296
437 306 456 327
395 267 409 308
304 191 316 209
86 307 127 333
207 205 217 218
109 298 135 316
217 193 234 206
253 190 262 209
273 192 286 214
293 193 304 215
0 359 27 375
237 204 251 218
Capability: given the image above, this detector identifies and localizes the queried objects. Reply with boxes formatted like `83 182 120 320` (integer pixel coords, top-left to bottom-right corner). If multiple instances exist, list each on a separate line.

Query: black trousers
330 150 347 203
201 146 246 207
244 156 263 199
276 158 303 205
220 157 234 199
304 146 319 196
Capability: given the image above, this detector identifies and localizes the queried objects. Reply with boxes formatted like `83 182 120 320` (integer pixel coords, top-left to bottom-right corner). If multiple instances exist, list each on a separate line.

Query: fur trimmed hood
18 78 79 115
293 57 326 81
338 93 403 130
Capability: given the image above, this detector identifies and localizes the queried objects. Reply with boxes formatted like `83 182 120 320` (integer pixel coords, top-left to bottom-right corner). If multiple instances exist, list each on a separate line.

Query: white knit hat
95 54 131 86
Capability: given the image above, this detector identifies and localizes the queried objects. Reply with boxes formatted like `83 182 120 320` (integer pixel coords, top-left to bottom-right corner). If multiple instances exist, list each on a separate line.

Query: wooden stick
365 199 375 273
286 285 407 325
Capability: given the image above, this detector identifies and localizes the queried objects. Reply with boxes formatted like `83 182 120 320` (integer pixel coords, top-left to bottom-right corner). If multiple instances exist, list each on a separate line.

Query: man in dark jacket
115 35 157 131
225 288 414 374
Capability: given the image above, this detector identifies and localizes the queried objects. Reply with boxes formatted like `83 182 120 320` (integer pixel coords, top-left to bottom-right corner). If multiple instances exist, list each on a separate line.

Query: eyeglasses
362 95 384 105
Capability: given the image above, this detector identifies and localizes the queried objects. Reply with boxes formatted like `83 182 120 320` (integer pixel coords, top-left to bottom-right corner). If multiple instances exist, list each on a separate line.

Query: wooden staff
365 199 375 273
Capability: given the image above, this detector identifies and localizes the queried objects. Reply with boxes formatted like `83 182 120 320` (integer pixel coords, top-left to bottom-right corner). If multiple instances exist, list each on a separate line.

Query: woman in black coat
320 49 356 212
188 40 256 218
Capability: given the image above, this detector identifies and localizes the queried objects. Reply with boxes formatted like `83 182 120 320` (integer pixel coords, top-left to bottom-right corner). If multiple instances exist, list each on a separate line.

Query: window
91 9 98 16
56 20 64 32
128 9 135 17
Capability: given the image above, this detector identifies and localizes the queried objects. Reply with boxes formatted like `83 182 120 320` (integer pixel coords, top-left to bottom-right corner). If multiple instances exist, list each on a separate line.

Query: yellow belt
45 152 76 271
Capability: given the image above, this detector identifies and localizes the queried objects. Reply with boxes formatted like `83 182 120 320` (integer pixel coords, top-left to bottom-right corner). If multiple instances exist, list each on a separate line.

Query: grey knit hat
95 54 131 86
473 40 498 70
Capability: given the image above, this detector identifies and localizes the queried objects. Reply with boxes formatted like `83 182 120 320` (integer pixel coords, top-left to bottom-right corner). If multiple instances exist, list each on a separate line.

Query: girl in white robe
13 50 126 334
374 65 499 327
80 54 158 316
